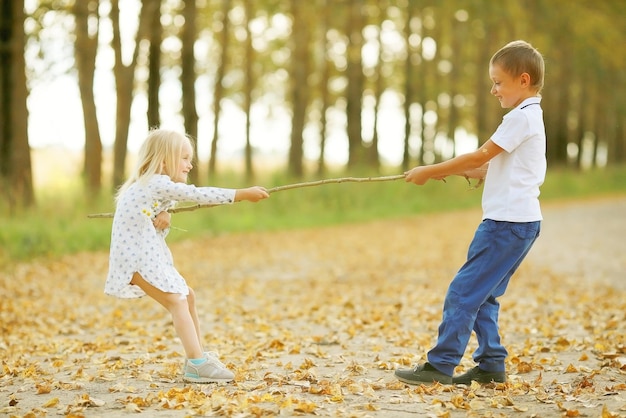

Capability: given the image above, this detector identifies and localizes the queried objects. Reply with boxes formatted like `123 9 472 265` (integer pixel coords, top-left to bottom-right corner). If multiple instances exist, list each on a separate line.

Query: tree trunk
111 0 160 189
446 12 465 159
316 0 332 176
243 0 254 181
181 0 198 183
208 0 231 176
0 0 13 183
74 0 103 197
0 0 34 210
288 0 311 178
368 0 385 171
147 0 162 129
346 0 365 169
401 0 414 171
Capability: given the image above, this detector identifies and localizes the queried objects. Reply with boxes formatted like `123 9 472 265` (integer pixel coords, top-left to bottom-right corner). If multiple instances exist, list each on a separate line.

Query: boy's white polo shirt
482 97 546 222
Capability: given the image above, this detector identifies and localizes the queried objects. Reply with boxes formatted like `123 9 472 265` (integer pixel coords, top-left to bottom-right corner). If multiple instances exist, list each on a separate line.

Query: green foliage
1 166 625 266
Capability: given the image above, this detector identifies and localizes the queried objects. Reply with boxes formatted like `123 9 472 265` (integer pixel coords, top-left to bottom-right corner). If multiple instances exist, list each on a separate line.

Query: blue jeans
427 219 541 376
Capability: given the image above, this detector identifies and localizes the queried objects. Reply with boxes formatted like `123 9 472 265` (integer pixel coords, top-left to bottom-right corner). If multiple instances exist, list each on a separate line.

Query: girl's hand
236 186 270 202
153 211 171 230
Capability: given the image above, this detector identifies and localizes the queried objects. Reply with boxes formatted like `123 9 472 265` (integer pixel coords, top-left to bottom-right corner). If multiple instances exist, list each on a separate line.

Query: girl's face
172 140 194 183
489 63 531 109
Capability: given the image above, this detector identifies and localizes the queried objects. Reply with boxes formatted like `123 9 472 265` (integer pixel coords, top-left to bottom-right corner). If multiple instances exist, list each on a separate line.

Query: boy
395 40 546 385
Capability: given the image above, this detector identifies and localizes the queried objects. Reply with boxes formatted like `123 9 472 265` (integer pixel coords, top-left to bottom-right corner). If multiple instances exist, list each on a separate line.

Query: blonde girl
105 129 268 383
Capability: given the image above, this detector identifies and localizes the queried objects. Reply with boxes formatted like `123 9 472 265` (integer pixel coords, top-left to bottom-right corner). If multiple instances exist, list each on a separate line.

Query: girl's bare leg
186 287 204 352
130 273 203 359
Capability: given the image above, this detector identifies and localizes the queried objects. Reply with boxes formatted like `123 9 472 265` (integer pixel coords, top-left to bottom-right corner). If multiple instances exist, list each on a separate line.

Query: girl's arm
234 186 270 202
153 176 269 205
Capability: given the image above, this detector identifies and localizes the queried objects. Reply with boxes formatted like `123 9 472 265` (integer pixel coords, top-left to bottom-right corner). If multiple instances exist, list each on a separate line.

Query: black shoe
452 366 506 384
395 362 452 385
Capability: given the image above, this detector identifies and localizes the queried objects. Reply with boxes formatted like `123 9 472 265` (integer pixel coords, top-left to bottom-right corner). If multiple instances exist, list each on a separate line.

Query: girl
105 129 269 383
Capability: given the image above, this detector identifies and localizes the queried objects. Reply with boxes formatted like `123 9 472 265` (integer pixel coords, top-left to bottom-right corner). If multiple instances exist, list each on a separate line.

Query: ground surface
1 196 625 417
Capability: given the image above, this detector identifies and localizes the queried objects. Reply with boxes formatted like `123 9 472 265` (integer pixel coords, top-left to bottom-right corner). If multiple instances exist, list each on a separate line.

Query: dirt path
528 196 626 288
1 196 625 417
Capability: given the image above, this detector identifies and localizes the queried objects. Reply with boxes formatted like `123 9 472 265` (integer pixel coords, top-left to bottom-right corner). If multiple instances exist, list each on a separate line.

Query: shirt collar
517 96 541 110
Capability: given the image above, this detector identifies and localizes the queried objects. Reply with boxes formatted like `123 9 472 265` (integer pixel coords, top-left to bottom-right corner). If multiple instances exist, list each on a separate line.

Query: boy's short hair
490 40 544 93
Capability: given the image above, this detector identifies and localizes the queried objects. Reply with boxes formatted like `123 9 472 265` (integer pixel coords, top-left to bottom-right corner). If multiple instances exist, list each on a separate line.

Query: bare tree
401 0 416 170
110 0 160 188
345 0 365 169
0 0 34 210
74 0 103 197
367 0 385 171
147 0 162 129
208 0 231 177
243 0 254 180
316 0 332 176
287 0 312 178
181 0 198 183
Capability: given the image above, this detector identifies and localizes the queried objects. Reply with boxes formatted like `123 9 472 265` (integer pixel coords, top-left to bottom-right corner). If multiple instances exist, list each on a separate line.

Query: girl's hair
490 40 545 93
115 129 193 202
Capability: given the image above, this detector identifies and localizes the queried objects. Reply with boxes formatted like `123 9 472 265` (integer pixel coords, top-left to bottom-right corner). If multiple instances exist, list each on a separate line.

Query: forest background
0 0 625 262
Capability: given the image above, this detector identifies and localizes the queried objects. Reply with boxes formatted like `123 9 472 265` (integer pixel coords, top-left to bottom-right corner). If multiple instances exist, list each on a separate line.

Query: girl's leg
186 287 204 352
130 273 203 359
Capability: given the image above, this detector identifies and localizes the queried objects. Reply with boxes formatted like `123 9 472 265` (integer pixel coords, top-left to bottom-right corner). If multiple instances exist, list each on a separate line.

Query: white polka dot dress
105 174 236 298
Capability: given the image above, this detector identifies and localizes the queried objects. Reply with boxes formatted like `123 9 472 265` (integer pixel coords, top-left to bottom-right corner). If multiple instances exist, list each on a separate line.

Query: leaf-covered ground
1 197 625 417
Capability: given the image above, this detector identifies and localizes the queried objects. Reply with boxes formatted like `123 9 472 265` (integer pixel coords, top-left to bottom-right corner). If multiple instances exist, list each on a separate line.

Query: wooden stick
87 174 406 218
267 174 404 193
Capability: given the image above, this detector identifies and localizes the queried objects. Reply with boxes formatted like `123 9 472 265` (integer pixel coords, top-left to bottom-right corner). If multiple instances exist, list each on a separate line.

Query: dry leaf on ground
1 197 625 417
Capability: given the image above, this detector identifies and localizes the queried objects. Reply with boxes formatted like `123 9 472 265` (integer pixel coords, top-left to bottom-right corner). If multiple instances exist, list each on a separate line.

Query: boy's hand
236 186 270 202
463 167 487 180
404 166 431 185
153 211 171 230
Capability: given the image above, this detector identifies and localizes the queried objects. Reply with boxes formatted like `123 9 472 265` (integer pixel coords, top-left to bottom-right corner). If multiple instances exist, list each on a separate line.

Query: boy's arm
405 140 503 185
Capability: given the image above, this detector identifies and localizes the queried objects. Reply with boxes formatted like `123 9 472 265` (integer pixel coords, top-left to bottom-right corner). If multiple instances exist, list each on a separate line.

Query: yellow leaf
42 397 59 407
36 383 52 394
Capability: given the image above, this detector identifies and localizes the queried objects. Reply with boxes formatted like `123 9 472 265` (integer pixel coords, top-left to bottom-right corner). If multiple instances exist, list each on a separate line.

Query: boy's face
489 63 532 109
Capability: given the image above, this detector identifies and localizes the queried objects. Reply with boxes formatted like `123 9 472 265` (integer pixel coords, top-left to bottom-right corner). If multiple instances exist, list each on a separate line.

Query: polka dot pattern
104 175 236 298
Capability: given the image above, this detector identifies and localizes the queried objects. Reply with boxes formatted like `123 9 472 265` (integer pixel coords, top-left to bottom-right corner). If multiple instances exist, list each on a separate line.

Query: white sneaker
183 356 235 383
183 351 227 368
204 351 226 368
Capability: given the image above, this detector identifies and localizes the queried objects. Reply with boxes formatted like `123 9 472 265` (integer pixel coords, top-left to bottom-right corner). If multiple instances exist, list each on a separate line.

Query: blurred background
0 0 625 262
2 0 624 203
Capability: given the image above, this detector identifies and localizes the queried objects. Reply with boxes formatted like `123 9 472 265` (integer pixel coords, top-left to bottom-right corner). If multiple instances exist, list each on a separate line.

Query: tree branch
87 174 405 218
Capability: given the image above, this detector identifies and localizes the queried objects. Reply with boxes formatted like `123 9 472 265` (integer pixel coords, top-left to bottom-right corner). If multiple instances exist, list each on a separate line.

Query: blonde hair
116 129 193 202
490 40 545 93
